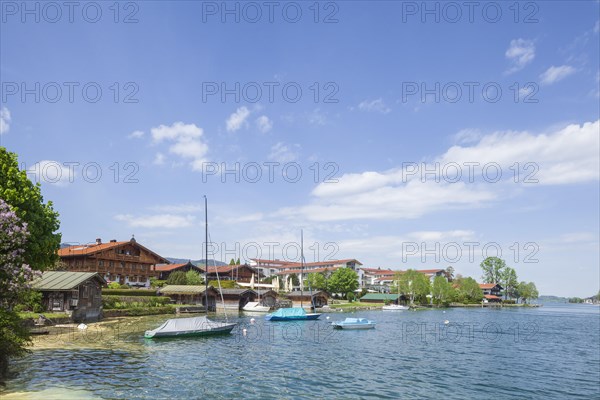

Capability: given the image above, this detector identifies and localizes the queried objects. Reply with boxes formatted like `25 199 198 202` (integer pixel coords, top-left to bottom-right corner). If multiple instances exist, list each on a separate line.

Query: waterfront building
58 237 169 288
31 271 106 322
155 261 204 280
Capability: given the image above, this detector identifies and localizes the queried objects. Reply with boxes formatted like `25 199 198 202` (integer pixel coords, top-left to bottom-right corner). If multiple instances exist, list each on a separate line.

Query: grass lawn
18 312 70 319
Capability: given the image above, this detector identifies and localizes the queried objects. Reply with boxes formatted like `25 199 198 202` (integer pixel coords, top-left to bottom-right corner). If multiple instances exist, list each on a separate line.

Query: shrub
102 295 171 309
502 299 516 304
208 280 236 289
107 282 121 289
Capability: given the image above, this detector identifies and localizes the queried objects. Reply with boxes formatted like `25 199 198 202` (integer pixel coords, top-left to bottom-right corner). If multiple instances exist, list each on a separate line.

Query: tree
444 266 455 282
236 258 240 264
480 257 506 284
0 148 61 271
432 275 454 305
185 270 203 285
517 281 539 304
456 277 483 303
501 267 518 300
167 271 187 285
327 268 359 297
396 270 431 305
229 258 236 265
289 273 300 287
306 272 327 291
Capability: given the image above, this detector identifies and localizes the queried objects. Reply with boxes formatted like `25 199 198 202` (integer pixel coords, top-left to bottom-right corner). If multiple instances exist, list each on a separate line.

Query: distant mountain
165 257 227 267
538 295 568 303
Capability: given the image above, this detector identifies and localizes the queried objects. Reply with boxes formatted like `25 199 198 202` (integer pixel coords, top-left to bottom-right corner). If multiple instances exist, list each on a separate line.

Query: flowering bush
0 199 40 309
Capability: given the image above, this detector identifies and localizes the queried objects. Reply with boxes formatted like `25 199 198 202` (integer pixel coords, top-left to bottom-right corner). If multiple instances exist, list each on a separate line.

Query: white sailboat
145 196 236 338
243 273 270 312
382 277 409 311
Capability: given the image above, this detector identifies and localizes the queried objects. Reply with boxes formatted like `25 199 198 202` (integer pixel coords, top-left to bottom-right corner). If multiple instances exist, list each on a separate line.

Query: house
155 261 203 280
286 290 329 308
201 264 260 283
58 237 169 288
480 283 503 302
158 285 219 311
218 288 258 310
258 289 279 307
365 268 447 291
360 293 408 305
272 259 364 289
31 271 106 322
248 258 298 278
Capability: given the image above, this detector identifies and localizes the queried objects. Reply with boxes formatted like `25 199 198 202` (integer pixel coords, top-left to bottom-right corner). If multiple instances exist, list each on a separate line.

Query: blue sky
1 1 598 297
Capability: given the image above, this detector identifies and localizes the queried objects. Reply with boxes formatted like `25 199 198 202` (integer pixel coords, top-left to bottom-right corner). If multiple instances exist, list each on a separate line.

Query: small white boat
332 317 376 330
243 301 270 313
382 304 409 311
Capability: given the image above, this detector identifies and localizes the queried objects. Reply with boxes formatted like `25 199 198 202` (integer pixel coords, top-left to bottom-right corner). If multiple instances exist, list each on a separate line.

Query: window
121 262 125 269
82 285 89 299
109 261 114 268
98 260 104 267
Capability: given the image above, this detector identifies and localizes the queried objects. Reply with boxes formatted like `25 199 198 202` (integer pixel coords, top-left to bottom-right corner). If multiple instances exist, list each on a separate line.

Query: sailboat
145 196 237 339
243 273 270 312
265 230 321 321
382 276 408 311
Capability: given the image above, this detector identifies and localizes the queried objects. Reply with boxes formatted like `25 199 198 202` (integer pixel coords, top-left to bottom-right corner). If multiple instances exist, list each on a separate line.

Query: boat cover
268 307 307 317
148 316 229 334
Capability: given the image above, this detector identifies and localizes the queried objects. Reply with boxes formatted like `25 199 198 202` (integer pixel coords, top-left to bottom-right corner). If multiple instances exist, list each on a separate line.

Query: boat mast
300 229 304 309
204 195 208 314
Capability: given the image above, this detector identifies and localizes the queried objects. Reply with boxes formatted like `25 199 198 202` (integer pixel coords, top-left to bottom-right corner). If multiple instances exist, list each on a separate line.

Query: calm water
2 304 599 399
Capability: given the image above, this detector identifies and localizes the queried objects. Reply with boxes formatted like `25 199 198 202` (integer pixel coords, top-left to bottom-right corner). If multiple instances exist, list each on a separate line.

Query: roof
201 264 258 274
484 294 502 300
480 283 503 289
219 289 257 296
287 291 328 298
360 293 402 301
159 285 214 295
155 262 200 272
275 266 337 275
31 271 106 291
58 239 170 264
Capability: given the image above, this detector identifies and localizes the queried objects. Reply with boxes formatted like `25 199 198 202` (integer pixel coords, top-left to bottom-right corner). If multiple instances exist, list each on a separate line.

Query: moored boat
265 307 321 321
243 301 270 313
331 317 376 330
144 316 236 338
382 304 409 311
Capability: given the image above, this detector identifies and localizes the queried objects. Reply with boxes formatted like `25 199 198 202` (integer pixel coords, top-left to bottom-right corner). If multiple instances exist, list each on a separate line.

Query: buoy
77 323 87 330
243 328 247 336
326 316 330 320
250 318 255 324
443 311 446 314
444 320 450 325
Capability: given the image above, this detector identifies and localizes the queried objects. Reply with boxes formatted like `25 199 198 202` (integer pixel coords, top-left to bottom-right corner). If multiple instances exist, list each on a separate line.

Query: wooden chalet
31 271 106 322
159 285 219 311
480 283 503 302
218 288 258 310
155 261 203 280
258 289 278 307
201 264 260 283
286 290 329 308
58 237 169 288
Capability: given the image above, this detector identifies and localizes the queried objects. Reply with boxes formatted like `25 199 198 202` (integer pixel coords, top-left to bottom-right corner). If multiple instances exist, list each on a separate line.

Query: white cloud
153 153 166 165
505 39 535 74
0 107 11 135
594 20 599 34
150 122 208 170
25 160 75 186
115 214 196 229
268 142 300 163
128 130 144 139
255 115 273 133
440 120 599 185
226 106 250 132
308 108 327 125
539 65 576 85
358 98 391 114
272 120 599 222
453 129 481 144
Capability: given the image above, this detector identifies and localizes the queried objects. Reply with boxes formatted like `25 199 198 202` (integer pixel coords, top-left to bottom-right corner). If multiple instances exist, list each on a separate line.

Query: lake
2 304 599 399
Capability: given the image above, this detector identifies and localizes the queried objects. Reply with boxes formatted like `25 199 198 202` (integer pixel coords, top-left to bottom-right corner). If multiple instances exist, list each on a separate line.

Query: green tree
0 148 61 270
480 257 506 284
289 273 300 287
396 270 431 305
185 270 203 285
327 268 359 297
236 258 241 264
456 277 483 303
229 258 236 265
517 281 539 304
432 275 454 305
501 267 518 299
167 271 187 285
306 272 327 291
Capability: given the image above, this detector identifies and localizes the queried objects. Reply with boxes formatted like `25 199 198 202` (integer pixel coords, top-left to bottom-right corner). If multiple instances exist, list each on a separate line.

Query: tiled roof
58 241 128 256
479 283 501 289
159 285 212 295
219 289 257 295
155 263 188 272
31 271 105 291
484 294 502 300
201 264 257 274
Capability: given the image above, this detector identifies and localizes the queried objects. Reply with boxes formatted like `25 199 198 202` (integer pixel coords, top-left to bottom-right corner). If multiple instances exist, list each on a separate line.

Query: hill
165 257 227 267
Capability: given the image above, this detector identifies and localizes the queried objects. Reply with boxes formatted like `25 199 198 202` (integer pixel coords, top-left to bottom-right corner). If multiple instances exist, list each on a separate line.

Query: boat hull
332 323 375 330
266 313 321 321
144 323 236 339
382 305 408 311
243 302 271 312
